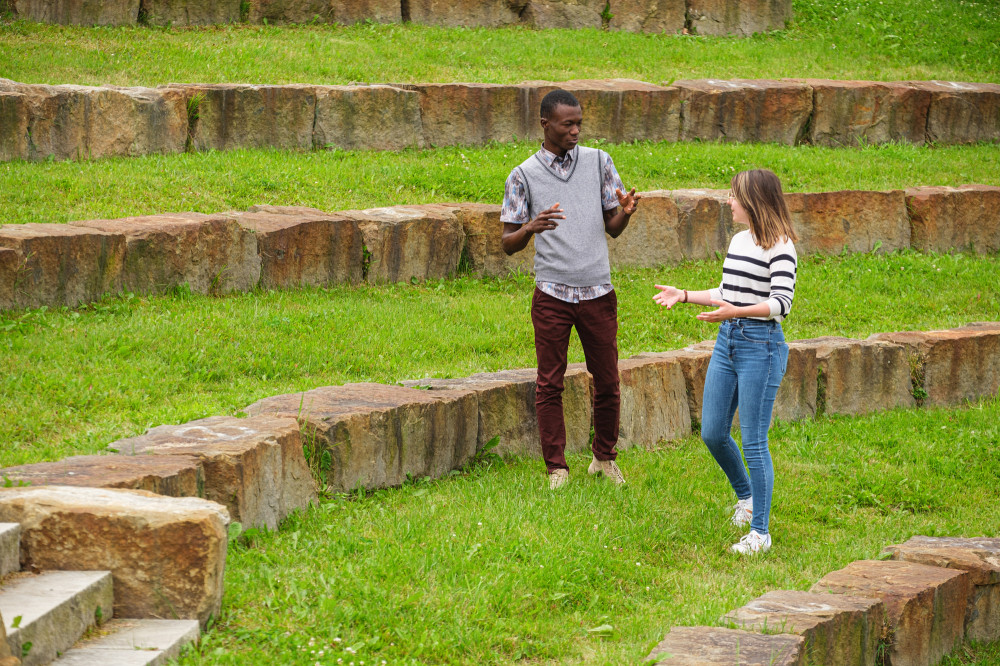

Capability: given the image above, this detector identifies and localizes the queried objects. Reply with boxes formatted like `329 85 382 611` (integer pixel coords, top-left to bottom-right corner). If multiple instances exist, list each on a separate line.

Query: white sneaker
731 530 771 555
587 457 625 485
549 468 569 490
731 497 753 527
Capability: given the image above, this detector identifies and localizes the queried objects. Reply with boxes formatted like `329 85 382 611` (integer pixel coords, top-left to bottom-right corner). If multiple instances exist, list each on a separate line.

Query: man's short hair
540 89 581 118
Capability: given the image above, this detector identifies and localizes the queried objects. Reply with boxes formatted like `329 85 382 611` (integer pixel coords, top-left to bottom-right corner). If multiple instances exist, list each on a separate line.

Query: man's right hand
524 202 564 234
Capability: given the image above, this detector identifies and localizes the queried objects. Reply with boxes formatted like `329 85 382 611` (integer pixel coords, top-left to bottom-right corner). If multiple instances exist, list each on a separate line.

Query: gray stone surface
0 570 113 666
618 355 692 448
0 524 18 578
646 625 805 665
53 619 200 666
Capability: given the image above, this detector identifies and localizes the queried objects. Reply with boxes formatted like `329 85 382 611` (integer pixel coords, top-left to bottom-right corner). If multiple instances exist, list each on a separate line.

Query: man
501 89 641 490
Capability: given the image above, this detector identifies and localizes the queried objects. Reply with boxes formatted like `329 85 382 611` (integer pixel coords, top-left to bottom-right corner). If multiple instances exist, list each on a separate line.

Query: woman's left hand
696 299 739 322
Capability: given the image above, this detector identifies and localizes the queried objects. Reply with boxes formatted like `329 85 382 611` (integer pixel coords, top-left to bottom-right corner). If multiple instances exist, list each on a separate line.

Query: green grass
1 140 998 225
169 398 1000 664
1 0 999 85
2 252 998 469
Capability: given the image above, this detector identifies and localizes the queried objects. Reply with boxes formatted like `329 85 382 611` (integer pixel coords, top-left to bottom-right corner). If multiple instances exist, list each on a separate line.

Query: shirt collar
538 144 577 167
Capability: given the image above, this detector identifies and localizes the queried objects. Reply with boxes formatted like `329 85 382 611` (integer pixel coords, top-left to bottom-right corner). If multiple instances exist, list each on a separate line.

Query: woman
653 169 797 555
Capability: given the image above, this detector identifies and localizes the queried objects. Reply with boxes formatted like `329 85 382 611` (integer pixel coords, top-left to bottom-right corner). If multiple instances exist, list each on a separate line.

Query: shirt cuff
766 298 783 318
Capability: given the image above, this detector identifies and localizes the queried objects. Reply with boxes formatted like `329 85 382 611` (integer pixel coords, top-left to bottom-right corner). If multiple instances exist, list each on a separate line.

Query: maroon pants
531 287 621 472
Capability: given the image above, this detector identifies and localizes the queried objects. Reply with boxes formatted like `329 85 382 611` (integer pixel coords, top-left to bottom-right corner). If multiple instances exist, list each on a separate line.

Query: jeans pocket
737 325 770 344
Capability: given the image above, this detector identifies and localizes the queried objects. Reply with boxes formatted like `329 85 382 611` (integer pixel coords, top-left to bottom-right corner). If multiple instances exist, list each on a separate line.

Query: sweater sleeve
765 242 797 319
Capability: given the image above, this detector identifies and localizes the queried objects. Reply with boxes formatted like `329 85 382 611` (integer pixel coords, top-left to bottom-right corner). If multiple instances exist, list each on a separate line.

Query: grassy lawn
168 398 1000 665
1 0 999 85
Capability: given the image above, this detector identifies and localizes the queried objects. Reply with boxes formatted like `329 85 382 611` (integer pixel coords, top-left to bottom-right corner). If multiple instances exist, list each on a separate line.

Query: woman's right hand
653 285 682 308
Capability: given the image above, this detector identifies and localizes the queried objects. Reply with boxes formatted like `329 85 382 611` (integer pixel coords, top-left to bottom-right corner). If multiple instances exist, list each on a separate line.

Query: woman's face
728 192 750 226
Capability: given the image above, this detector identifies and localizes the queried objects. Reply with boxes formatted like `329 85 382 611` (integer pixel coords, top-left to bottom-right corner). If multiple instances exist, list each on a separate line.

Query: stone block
796 337 915 415
521 0 604 28
0 455 203 498
687 0 791 36
646 626 805 665
178 84 316 152
618 355 692 448
0 223 124 310
111 415 315 531
905 185 1000 254
608 191 683 268
342 204 466 283
668 188 736 260
797 79 932 147
872 327 1000 407
244 383 478 492
404 0 520 27
76 212 261 295
631 343 714 426
229 208 364 288
783 189 910 255
811 559 971 666
676 79 812 145
7 0 138 24
0 486 228 627
908 81 1000 145
883 536 1000 642
140 0 239 24
58 618 200 665
398 83 529 146
608 0 685 33
775 342 820 423
0 608 12 660
451 203 534 277
0 523 18 578
313 85 422 151
0 91 29 162
723 590 886 666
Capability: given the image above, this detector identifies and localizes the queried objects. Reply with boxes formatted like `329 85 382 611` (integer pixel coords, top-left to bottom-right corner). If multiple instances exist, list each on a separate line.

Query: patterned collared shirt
501 145 624 302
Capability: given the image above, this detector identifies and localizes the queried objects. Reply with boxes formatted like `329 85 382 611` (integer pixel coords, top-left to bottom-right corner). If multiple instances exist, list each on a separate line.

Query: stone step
0 524 18 577
51 619 200 666
0 570 113 666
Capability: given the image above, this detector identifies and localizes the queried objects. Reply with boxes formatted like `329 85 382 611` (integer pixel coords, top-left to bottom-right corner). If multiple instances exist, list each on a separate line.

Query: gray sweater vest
516 146 611 287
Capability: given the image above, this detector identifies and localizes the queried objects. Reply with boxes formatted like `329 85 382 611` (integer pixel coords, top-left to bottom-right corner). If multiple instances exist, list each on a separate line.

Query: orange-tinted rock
76 213 261 295
0 455 203 498
631 344 715 426
609 0 685 32
399 83 529 146
248 0 399 24
668 188 736 260
404 0 520 26
797 79 932 146
811 559 971 666
0 223 124 310
521 0 603 28
784 190 910 255
618 355 692 448
775 342 820 422
905 185 1000 254
646 626 805 665
313 85 423 151
908 81 1000 145
7 0 138 24
608 191 683 268
676 79 811 145
0 91 29 161
140 0 239 25
686 0 791 36
451 203 534 277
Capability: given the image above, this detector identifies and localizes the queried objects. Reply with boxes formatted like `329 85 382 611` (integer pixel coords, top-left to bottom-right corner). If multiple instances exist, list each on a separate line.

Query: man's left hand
615 188 641 215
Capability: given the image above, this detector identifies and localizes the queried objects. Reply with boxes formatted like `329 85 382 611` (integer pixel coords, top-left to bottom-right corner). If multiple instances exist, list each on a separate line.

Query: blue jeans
701 318 788 535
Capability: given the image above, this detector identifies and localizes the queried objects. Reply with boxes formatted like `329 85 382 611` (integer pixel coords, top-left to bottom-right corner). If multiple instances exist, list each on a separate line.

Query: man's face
541 103 583 153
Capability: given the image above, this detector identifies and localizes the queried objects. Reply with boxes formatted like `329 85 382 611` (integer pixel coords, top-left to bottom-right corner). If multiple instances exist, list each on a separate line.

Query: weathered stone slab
883 536 1000 642
797 79 932 147
775 342 820 423
341 204 466 283
398 83 528 146
521 0 603 28
668 189 736 260
0 455 203 498
140 0 239 24
608 191 682 268
111 415 315 530
618 355 692 448
646 626 805 665
723 590 886 666
228 208 364 288
7 0 138 24
0 523 18 578
631 343 714 426
783 190 910 255
313 85 422 151
0 223 124 310
404 0 519 27
451 203 534 277
795 337 915 415
0 91 29 162
676 79 812 145
244 383 478 491
76 212 261 295
868 328 1000 408
609 0 685 33
687 0 791 36
905 185 1000 254
908 81 1000 145
811 559 971 666
0 486 228 626
58 618 200 666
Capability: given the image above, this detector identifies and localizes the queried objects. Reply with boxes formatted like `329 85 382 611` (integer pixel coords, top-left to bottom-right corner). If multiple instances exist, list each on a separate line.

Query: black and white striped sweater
709 230 797 321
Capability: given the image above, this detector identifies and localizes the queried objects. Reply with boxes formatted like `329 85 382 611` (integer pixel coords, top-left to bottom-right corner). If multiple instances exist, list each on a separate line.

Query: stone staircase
0 523 199 666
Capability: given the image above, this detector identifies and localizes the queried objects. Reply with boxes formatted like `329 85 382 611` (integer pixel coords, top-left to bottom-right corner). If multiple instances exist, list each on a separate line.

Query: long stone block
687 0 791 36
668 189 736 260
609 0 685 32
313 84 423 151
244 383 478 491
0 486 228 627
57 618 200 666
342 204 466 283
908 81 1000 145
882 536 1000 642
111 415 316 530
451 203 534 277
230 207 364 288
811 560 971 666
404 0 519 27
0 455 203 498
140 0 239 24
398 83 529 146
775 342 820 423
798 79 932 147
676 79 812 145
723 590 886 666
618 355 692 448
784 190 910 255
250 0 399 24
631 343 715 426
868 328 1000 407
905 185 1000 254
7 0 138 24
76 213 261 295
0 91 29 162
0 524 18 579
0 223 124 310
608 191 682 268
646 626 805 665
521 0 604 28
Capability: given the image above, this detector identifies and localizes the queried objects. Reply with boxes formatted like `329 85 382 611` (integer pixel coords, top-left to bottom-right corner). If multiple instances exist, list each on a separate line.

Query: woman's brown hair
730 169 798 249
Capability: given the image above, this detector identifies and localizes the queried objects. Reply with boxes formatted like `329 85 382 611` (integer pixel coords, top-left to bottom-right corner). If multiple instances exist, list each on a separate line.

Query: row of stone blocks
2 77 998 164
0 323 997 630
2 0 789 33
647 536 1000 665
2 184 998 311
